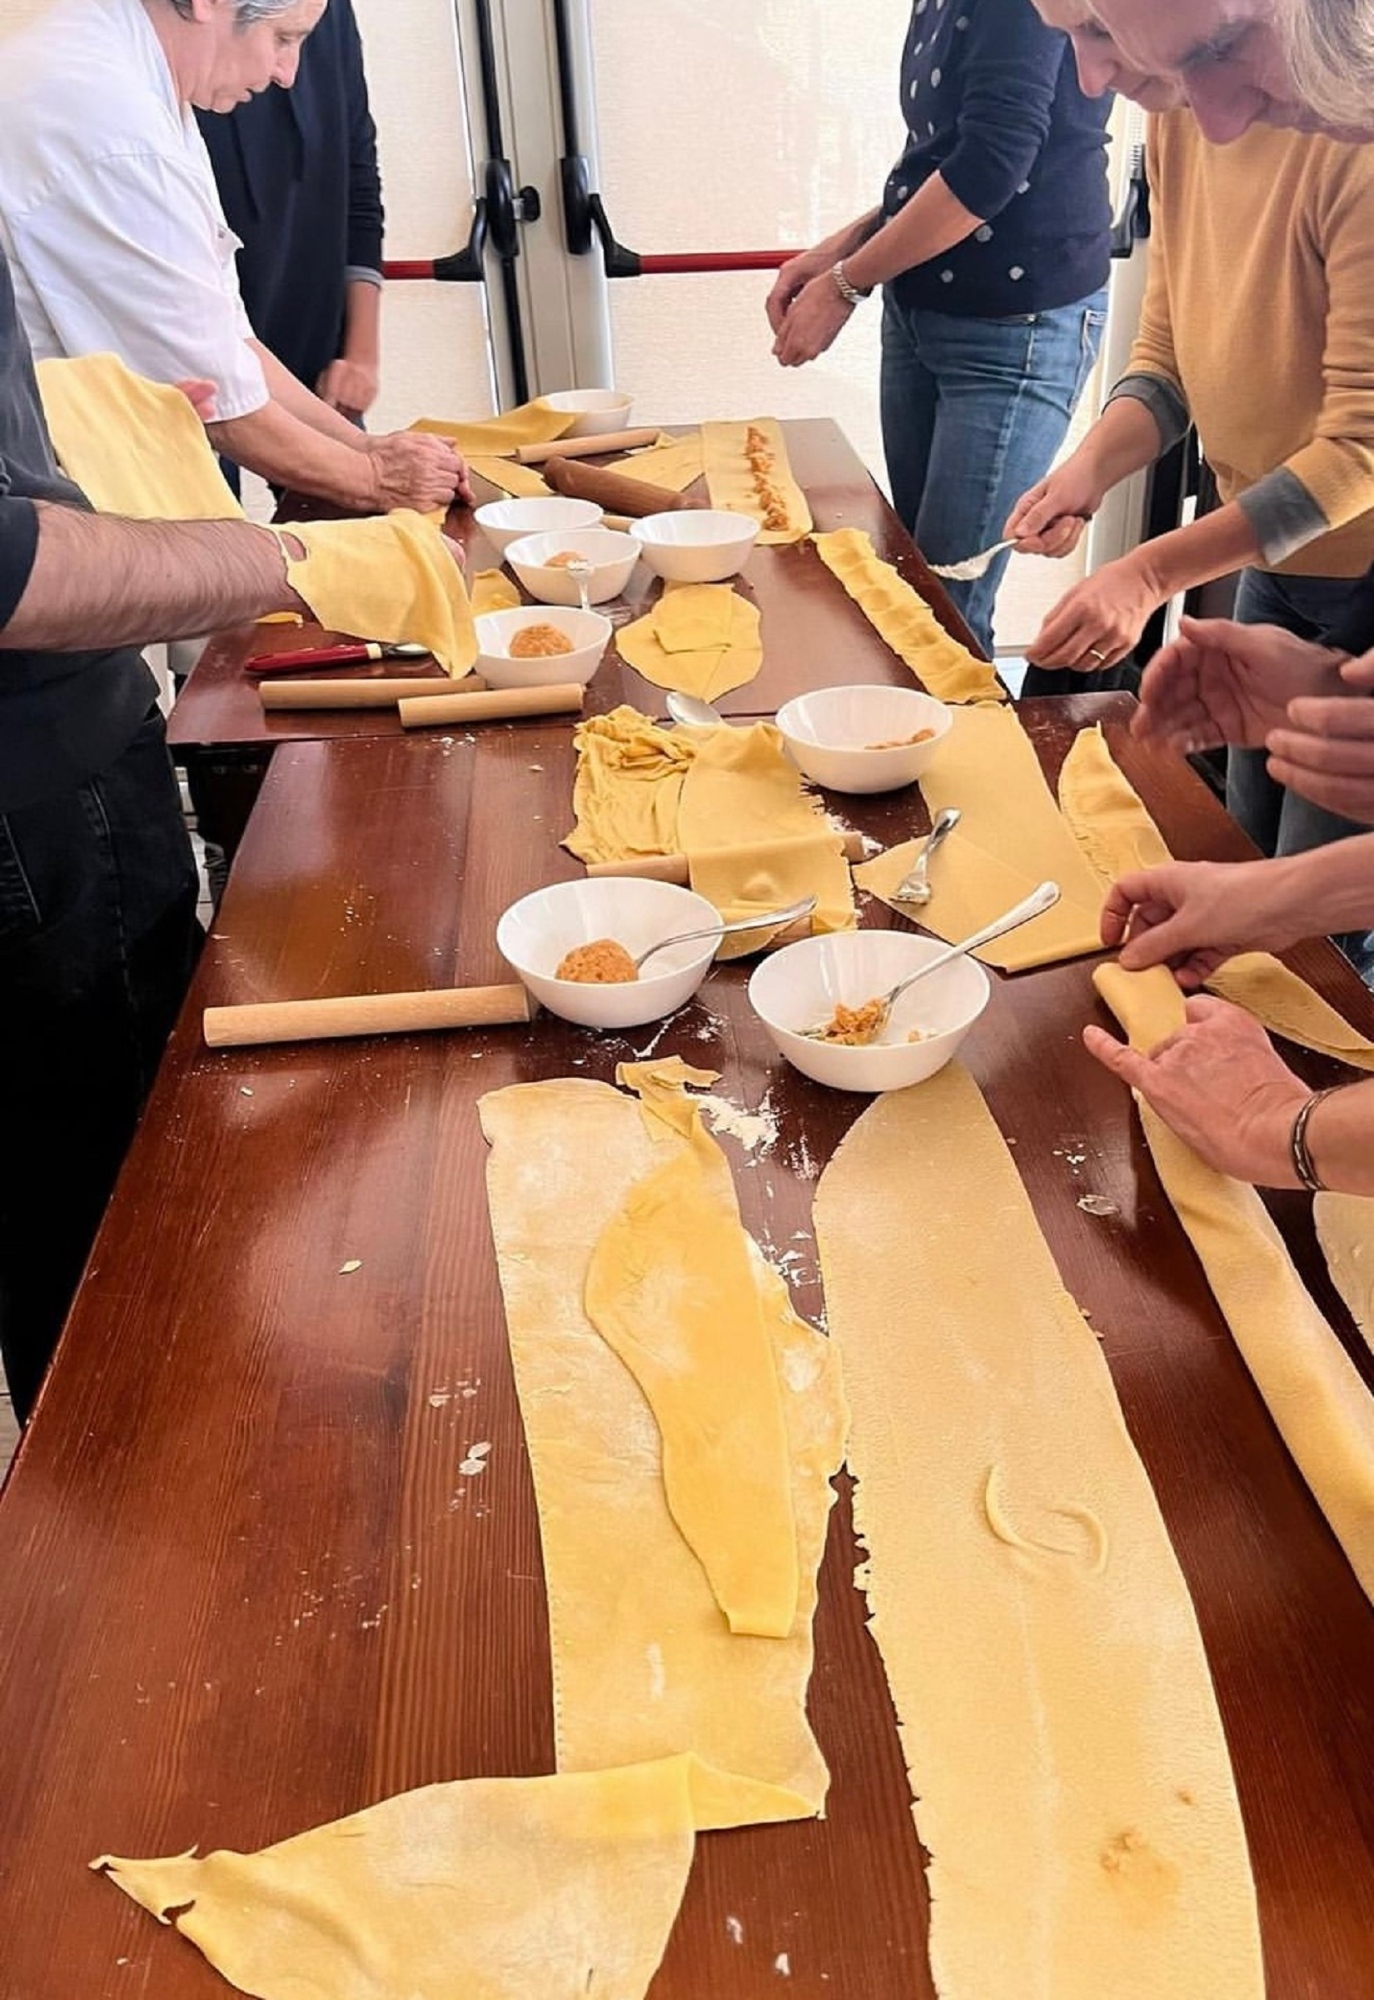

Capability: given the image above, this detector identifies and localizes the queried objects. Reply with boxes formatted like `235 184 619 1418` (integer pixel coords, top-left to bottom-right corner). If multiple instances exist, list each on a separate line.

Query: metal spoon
891 806 961 907
799 881 1061 1040
665 690 726 729
565 555 593 615
634 894 817 971
928 538 1016 582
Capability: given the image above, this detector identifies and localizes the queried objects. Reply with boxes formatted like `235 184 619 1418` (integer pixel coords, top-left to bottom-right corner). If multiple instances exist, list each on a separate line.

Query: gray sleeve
1235 467 1331 566
1104 373 1190 455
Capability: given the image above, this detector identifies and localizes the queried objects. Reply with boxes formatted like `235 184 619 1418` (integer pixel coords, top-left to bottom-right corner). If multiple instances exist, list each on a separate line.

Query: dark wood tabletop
166 417 977 748
2 693 1373 1997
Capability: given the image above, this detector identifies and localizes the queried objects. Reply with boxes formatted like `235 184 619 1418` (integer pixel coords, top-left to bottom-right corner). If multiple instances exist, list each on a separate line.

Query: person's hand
1084 994 1309 1185
1132 616 1348 749
317 355 380 417
1025 551 1164 671
771 270 855 368
766 247 831 335
1003 457 1101 558
1099 856 1310 988
176 378 218 422
1265 681 1374 826
363 431 473 513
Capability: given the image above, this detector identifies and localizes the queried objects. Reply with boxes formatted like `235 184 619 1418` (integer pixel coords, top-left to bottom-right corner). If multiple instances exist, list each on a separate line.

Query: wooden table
166 418 979 855
2 696 1373 1996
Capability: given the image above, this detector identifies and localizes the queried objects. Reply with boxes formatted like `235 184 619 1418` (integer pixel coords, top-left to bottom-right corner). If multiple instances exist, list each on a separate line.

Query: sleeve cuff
1236 468 1331 567
1105 373 1190 454
0 495 40 632
345 265 384 288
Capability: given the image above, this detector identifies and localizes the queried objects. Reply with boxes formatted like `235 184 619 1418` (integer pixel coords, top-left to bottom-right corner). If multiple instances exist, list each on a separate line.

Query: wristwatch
830 260 873 308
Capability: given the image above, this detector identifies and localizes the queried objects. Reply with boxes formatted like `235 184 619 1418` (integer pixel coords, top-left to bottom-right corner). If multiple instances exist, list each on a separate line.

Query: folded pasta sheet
811 527 1005 705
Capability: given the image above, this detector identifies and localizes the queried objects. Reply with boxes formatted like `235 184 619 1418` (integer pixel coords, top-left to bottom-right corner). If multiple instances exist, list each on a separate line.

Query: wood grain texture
3 703 1373 1996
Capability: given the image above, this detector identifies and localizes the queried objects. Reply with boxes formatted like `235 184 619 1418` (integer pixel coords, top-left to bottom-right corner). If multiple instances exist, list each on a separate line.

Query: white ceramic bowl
748 929 990 1092
775 685 952 794
504 527 641 607
474 606 612 690
497 878 721 1029
542 388 635 437
474 495 603 558
630 509 760 584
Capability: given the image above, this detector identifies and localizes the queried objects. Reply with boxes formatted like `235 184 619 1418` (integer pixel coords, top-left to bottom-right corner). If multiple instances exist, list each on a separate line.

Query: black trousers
0 711 200 1422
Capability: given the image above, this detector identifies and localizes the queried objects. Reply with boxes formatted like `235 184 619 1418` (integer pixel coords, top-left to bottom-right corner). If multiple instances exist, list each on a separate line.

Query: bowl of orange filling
748 928 989 1092
496 878 722 1028
474 606 612 689
504 527 641 606
775 685 951 793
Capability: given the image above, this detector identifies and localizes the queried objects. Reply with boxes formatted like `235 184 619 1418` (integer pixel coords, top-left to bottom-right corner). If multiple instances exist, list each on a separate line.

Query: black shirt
882 0 1112 320
198 0 383 394
0 252 153 813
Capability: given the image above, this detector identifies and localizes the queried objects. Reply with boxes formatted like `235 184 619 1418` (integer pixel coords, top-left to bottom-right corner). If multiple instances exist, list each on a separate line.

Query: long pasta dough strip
1096 961 1374 1605
813 1069 1262 2000
1061 725 1374 1068
479 1071 845 1824
811 527 1005 704
701 418 811 543
855 703 1106 968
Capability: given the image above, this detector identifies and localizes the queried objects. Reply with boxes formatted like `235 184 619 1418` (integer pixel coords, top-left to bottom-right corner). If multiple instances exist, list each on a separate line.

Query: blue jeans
880 287 1108 654
1227 567 1366 855
0 712 200 1419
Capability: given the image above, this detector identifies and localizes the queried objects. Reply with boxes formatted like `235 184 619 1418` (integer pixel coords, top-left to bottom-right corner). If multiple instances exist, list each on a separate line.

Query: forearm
2 502 300 651
813 208 884 267
341 278 381 368
249 340 369 447
1131 500 1264 601
1070 397 1168 501
1258 835 1374 939
844 177 983 293
207 398 376 510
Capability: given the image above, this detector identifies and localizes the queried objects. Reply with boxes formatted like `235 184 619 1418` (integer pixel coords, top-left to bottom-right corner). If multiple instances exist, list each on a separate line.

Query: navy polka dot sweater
882 0 1111 319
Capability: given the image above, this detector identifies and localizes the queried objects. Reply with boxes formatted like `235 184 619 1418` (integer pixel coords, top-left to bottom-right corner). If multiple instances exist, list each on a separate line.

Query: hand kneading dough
37 352 242 520
480 1063 844 1823
273 513 477 677
1061 725 1374 1069
96 1755 727 2000
810 527 1005 705
814 1070 1262 2000
584 1069 799 1637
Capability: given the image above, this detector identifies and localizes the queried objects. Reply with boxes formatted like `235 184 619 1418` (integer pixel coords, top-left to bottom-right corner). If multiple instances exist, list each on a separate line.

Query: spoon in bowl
565 555 594 615
634 894 817 971
799 881 1060 1040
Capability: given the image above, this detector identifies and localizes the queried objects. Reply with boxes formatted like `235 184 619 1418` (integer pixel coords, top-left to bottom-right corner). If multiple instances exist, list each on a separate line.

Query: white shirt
0 0 268 420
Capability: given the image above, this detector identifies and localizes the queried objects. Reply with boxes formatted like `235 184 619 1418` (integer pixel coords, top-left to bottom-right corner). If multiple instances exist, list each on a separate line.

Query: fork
891 806 961 907
928 539 1016 582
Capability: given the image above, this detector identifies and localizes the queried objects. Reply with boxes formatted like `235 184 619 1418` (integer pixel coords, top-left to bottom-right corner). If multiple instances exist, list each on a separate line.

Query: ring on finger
1086 645 1109 665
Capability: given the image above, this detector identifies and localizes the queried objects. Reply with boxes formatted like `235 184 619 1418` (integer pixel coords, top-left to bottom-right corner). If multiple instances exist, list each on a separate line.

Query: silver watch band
830 260 872 308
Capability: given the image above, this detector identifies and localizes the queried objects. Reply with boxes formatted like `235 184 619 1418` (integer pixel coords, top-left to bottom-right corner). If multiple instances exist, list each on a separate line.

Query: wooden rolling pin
259 676 487 710
204 983 535 1049
398 683 585 729
543 455 701 518
517 426 659 465
585 830 867 886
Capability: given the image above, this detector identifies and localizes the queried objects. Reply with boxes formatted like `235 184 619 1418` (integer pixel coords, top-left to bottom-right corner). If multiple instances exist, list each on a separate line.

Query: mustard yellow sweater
1110 113 1374 578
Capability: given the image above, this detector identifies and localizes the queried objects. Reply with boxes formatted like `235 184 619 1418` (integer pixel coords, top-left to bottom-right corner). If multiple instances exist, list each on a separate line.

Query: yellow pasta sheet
855 703 1106 969
564 706 855 939
97 1754 793 2000
37 352 241 520
1060 725 1374 1069
1315 1191 1374 1359
624 432 706 493
481 1064 845 1822
411 397 573 457
617 582 763 701
467 454 553 498
813 1071 1262 2000
470 568 521 615
701 417 811 544
811 527 1005 705
1096 960 1374 1606
275 512 477 677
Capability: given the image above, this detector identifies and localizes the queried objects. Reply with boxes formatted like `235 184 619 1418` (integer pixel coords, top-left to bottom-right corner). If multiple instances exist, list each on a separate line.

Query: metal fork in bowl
890 807 961 907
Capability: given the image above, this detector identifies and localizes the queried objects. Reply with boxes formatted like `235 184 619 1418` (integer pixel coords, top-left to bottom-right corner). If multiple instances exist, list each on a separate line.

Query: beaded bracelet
1290 1085 1340 1193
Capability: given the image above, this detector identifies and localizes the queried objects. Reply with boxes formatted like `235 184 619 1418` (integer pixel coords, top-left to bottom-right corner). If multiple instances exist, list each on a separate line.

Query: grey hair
166 0 305 22
1279 0 1374 131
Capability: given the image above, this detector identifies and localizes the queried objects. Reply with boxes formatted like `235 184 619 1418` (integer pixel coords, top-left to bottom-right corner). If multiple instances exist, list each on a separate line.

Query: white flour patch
725 1916 745 1946
646 1641 666 1702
